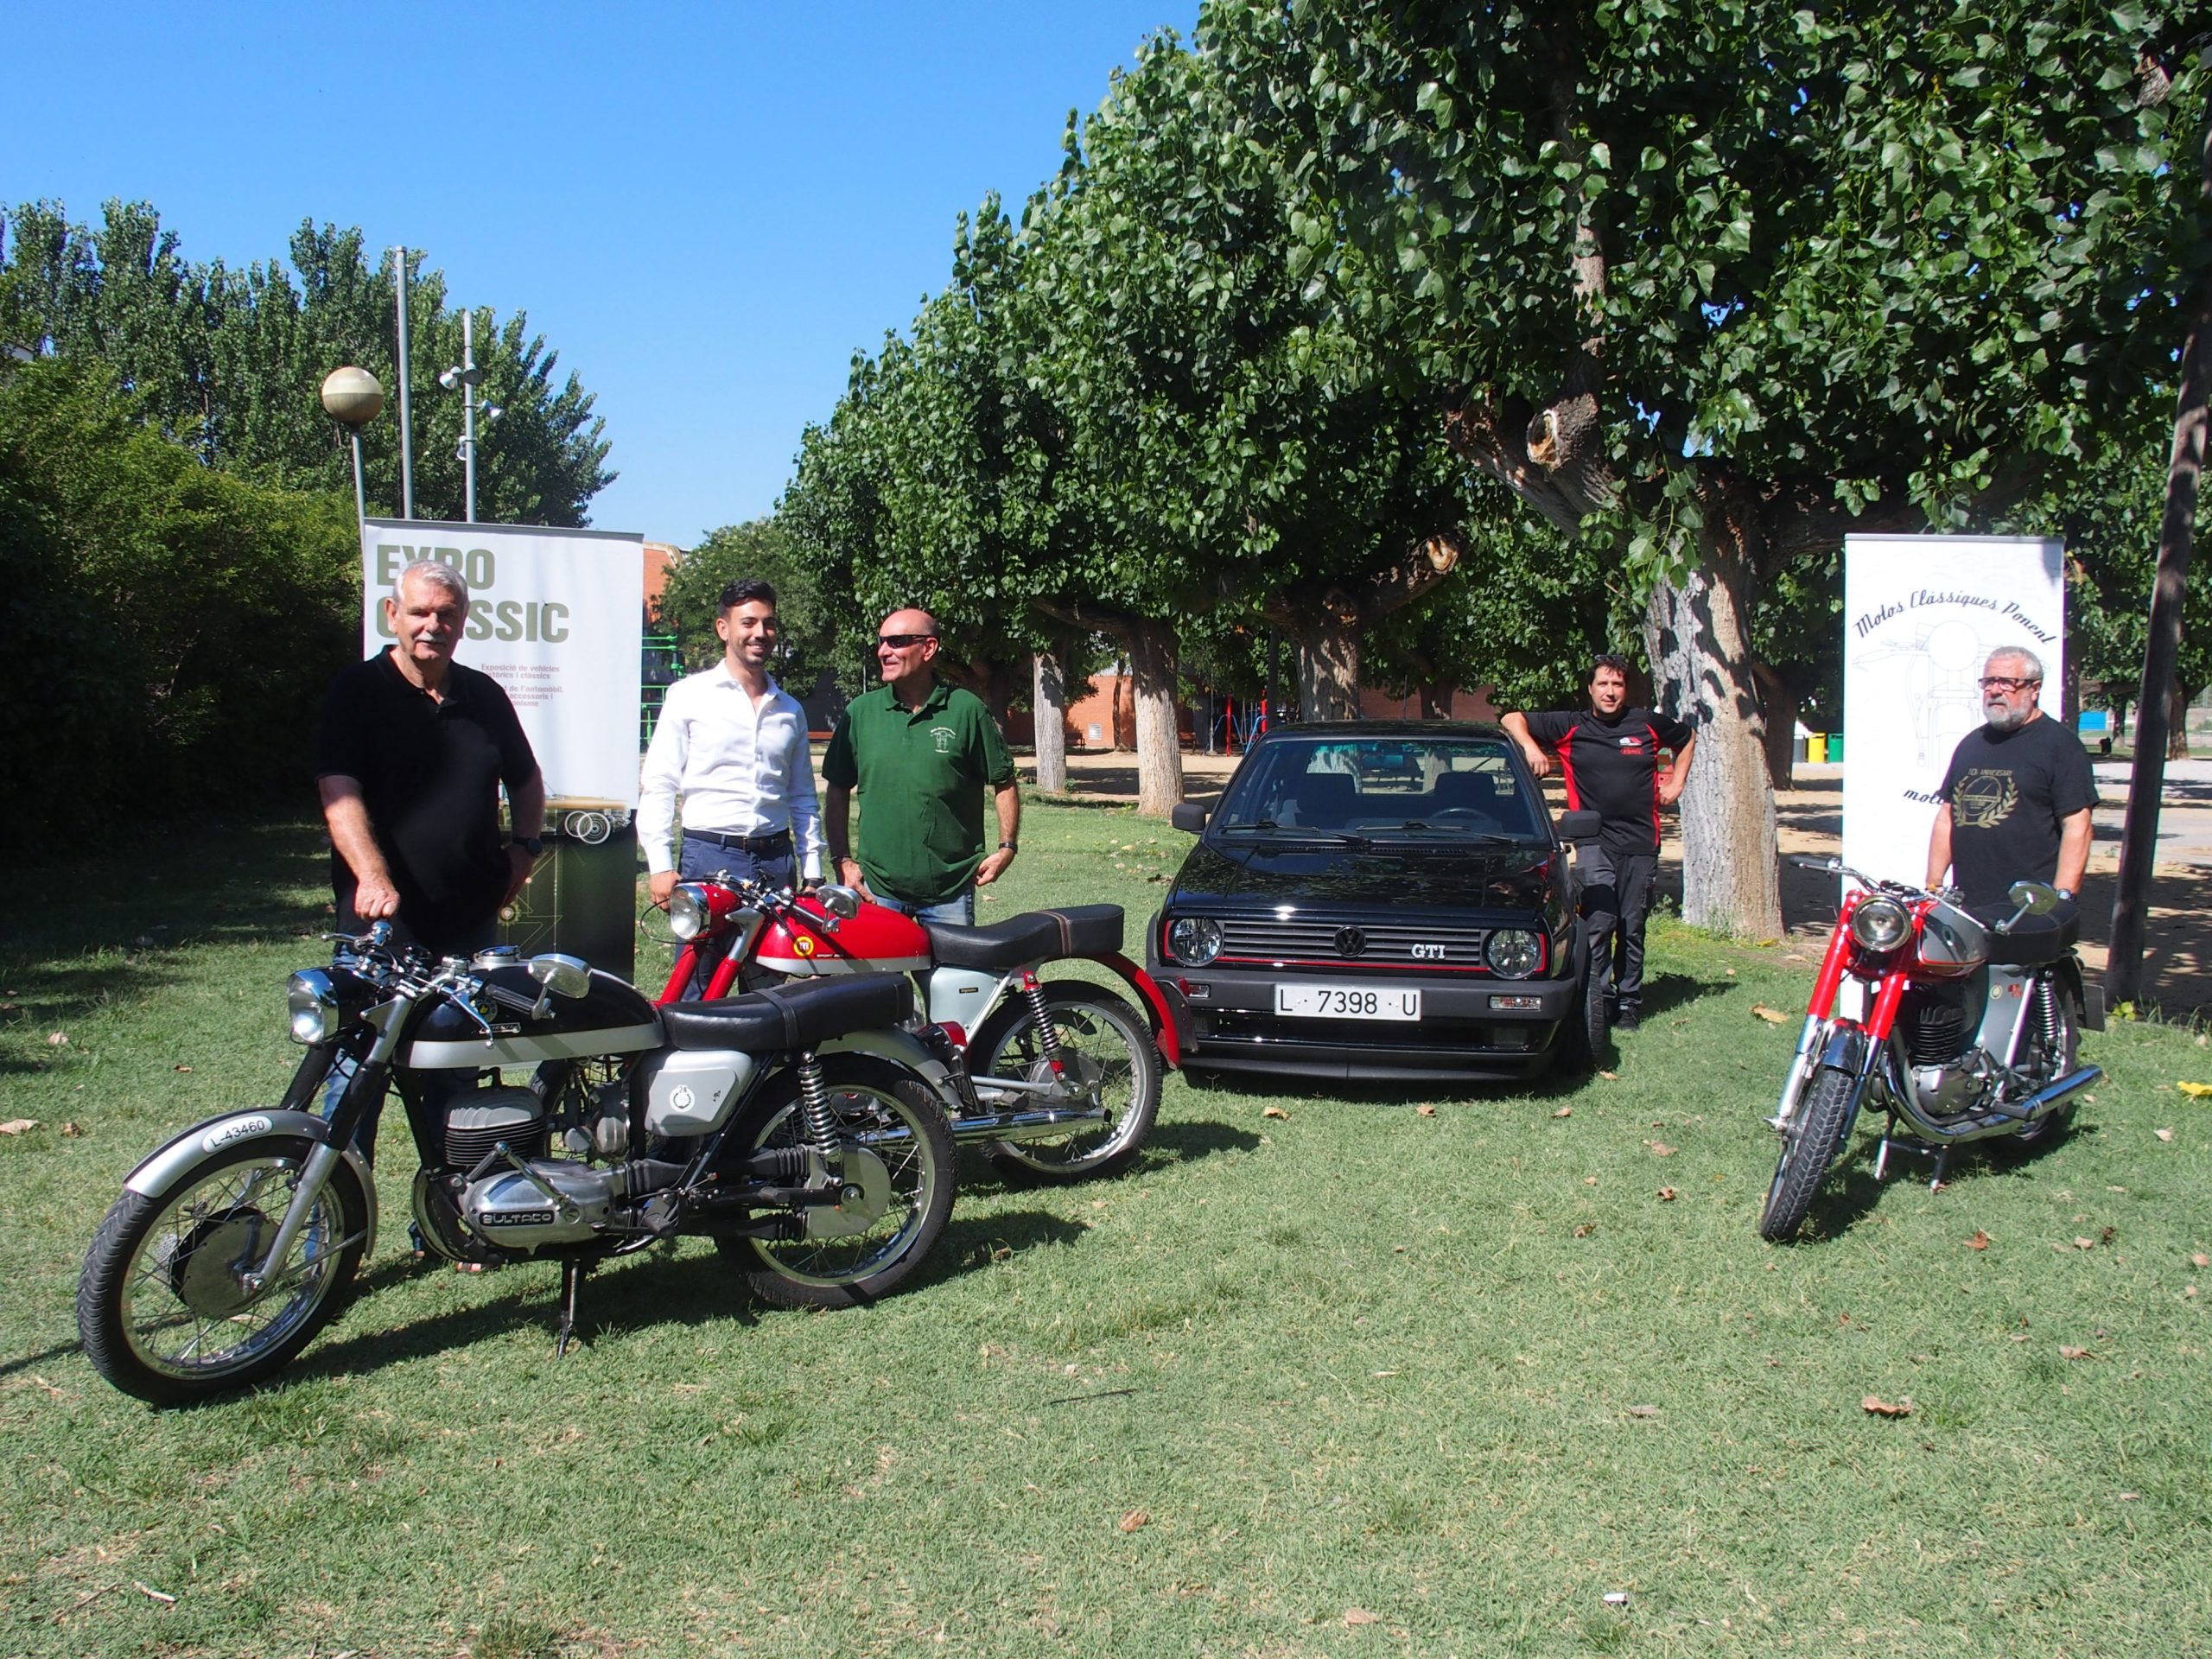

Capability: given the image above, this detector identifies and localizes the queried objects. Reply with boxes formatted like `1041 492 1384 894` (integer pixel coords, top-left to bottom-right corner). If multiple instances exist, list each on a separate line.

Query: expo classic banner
360 520 645 807
1840 533 2064 887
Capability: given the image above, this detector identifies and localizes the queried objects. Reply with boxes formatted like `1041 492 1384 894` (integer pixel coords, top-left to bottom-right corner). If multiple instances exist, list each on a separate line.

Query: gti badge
1335 926 1368 959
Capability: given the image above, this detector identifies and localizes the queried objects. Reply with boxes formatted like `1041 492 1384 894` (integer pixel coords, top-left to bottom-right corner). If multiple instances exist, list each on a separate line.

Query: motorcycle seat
1980 908 2078 967
661 974 913 1053
924 904 1124 970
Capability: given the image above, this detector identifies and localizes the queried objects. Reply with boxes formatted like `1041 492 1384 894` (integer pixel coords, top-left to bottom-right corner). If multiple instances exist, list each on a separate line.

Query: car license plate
1274 983 1421 1021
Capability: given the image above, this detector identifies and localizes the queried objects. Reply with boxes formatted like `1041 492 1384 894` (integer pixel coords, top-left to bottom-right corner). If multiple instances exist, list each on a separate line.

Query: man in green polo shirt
823 607 1020 925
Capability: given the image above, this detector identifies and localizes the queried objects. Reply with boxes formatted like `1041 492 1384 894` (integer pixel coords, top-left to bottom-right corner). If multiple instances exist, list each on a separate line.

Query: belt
686 827 792 855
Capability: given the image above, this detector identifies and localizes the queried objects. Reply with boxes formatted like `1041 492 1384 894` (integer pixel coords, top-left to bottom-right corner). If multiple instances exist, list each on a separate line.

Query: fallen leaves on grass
2075 1236 2097 1251
60 1122 81 1137
1344 1609 1380 1627
2178 1081 2212 1098
2059 1345 2097 1361
1415 1104 1437 1117
1119 1510 1149 1534
1625 1404 1660 1418
1573 1223 1596 1237
1967 1230 1990 1250
1861 1395 1912 1417
0 1119 38 1135
1750 1004 1789 1024
1553 1106 1573 1118
2157 1128 2176 1142
1599 1069 1619 1082
1262 1105 1289 1121
1656 1187 1679 1201
46 1032 67 1047
2193 1253 2209 1268
133 1582 175 1605
1646 1141 1677 1157
173 1064 193 1074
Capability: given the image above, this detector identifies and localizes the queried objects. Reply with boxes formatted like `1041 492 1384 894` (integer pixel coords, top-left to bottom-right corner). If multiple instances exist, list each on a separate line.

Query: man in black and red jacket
1503 656 1696 1031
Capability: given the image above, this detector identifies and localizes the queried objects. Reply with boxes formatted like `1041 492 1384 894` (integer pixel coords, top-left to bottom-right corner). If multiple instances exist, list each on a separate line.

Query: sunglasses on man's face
1979 676 2039 692
877 633 936 649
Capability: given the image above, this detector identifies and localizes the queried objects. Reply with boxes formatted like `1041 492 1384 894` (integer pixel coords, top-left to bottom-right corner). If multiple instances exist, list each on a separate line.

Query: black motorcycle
77 925 959 1403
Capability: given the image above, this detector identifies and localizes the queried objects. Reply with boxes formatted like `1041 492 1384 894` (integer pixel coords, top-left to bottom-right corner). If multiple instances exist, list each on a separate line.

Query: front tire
1559 952 1610 1074
971 981 1161 1183
1758 1065 1856 1243
715 1055 954 1308
78 1135 368 1405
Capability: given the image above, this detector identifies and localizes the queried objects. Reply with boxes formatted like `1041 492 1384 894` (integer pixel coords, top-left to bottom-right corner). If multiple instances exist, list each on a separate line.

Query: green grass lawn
3 803 2209 1657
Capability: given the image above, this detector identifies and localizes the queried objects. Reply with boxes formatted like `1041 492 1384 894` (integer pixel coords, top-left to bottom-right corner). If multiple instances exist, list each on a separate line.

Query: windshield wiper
1382 820 1522 846
1217 820 1369 847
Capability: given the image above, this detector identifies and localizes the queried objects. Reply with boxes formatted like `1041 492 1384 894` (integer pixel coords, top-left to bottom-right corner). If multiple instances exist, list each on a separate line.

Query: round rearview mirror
2005 880 2061 916
816 884 862 921
526 953 592 999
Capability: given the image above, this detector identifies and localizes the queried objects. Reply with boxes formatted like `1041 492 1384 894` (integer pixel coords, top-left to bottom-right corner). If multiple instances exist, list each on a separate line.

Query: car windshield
1212 735 1541 841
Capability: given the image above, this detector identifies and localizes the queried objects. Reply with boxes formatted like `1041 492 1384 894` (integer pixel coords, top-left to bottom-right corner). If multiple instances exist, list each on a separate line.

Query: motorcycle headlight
287 969 339 1045
1166 915 1224 966
1849 897 1912 953
667 882 709 941
1486 928 1542 979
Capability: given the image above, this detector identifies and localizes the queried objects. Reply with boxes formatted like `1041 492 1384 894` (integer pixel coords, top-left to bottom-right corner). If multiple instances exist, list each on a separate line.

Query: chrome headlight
1485 928 1542 979
286 969 339 1045
1166 916 1224 967
667 882 709 941
1849 897 1912 953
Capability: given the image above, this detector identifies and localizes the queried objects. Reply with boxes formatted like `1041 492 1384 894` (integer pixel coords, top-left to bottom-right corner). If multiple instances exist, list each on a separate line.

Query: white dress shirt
637 664 826 879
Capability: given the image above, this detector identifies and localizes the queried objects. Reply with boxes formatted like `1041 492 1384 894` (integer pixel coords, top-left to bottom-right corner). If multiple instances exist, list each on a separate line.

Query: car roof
1246 721 1512 742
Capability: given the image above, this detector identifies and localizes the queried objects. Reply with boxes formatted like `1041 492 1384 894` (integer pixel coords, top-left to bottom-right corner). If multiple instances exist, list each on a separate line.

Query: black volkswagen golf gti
1147 723 1606 1084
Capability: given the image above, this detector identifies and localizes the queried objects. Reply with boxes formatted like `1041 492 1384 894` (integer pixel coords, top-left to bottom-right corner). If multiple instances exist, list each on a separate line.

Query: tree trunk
1644 537 1783 939
1751 662 1799 792
2169 680 2191 760
1418 680 1452 720
1032 646 1068 793
1294 611 1362 721
1128 620 1185 817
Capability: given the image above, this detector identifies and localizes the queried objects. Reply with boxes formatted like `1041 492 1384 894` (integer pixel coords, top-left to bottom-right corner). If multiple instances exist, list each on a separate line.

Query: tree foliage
655 515 851 694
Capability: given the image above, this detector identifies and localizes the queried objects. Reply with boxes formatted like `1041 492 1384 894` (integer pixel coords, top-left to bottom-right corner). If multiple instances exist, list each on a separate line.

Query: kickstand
1873 1128 1947 1189
555 1257 588 1357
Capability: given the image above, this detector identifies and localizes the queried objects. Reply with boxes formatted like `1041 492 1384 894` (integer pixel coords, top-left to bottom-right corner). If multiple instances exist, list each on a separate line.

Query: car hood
1170 838 1555 912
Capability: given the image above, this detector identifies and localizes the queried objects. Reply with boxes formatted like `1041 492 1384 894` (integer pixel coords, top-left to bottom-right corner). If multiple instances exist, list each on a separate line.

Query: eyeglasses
1978 676 2040 692
877 633 936 649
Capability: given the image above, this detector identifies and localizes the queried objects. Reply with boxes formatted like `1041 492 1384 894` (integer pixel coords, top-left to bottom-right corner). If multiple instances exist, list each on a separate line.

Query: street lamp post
441 308 503 524
391 245 416 519
319 365 385 525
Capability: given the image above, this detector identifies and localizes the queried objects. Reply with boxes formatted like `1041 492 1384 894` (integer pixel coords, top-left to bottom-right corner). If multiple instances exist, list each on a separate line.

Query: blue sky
7 1 1198 545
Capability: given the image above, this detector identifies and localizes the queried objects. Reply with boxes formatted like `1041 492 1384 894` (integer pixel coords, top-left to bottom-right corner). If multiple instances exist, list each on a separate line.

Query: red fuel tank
753 893 933 976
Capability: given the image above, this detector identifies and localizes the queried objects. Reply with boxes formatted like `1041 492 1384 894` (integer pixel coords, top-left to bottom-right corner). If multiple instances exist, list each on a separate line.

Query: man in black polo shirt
1926 645 2095 917
315 560 544 1159
1504 656 1696 1031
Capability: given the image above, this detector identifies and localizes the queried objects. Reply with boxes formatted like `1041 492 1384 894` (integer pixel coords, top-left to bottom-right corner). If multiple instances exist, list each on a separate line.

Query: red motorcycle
658 878 1179 1183
1758 858 2103 1241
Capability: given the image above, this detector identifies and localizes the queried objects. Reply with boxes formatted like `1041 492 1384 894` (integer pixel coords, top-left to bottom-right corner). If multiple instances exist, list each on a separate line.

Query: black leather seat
1975 905 2080 967
924 904 1124 970
660 974 912 1052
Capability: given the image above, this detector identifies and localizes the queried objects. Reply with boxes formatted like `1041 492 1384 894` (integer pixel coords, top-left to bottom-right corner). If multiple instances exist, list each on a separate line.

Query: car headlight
668 883 709 941
1849 896 1912 953
287 969 339 1045
1166 916 1224 967
1485 928 1542 979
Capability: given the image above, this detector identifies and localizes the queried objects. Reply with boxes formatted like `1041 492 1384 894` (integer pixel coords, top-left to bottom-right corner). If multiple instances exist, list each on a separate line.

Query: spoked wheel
2007 978 2084 1151
971 981 1161 1183
1758 1065 1856 1243
78 1135 369 1405
715 1055 954 1307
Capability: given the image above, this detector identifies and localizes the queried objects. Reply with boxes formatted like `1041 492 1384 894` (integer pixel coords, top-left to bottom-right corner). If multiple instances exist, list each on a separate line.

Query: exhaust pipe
948 1104 1109 1144
1891 1064 2102 1144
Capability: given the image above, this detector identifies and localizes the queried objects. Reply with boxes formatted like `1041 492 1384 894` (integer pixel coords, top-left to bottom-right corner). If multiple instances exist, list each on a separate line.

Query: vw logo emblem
1335 925 1368 959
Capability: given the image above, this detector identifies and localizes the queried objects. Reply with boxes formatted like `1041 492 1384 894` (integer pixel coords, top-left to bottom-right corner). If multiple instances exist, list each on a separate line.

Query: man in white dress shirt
639 578 827 920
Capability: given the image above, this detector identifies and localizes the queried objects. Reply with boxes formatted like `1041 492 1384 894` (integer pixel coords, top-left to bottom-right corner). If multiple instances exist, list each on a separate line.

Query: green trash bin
1827 732 1843 763
500 798 639 982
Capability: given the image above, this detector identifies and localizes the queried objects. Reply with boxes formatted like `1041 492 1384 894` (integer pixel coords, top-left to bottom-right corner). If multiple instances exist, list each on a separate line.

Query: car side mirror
1171 802 1209 834
815 884 862 920
1554 809 1602 842
527 953 591 1000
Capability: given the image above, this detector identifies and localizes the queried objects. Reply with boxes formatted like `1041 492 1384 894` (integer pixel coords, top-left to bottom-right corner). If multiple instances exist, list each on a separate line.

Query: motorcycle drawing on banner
78 925 959 1403
659 877 1178 1183
1758 857 2104 1242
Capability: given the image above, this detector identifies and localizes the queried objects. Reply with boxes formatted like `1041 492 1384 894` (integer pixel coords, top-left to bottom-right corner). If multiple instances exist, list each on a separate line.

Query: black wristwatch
516 836 544 857
998 840 1019 855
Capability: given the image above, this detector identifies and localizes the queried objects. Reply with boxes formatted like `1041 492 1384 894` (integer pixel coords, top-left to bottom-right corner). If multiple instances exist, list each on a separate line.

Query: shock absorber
1020 971 1067 1078
794 1051 841 1151
2036 977 2065 1065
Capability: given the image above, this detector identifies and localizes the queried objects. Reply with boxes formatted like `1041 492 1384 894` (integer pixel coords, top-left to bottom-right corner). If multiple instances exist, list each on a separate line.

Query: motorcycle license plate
1834 978 1870 1022
1274 983 1421 1021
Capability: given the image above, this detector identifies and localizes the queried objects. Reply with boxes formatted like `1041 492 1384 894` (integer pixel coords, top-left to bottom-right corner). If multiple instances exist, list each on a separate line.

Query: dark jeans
1579 845 1656 1012
870 887 976 927
324 916 498 1166
674 834 797 997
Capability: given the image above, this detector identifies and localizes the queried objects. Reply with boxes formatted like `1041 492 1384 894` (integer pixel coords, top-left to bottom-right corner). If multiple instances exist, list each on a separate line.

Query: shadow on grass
1637 971 1732 1019
955 1116 1263 1199
925 1208 1092 1282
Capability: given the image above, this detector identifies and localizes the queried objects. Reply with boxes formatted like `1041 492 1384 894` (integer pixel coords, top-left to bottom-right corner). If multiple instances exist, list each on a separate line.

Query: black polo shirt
315 650 539 952
1938 714 2099 909
1520 706 1695 855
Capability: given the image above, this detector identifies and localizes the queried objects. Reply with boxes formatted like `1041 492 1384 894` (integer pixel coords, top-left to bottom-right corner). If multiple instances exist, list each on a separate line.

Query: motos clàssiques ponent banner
360 520 645 808
1840 533 2064 889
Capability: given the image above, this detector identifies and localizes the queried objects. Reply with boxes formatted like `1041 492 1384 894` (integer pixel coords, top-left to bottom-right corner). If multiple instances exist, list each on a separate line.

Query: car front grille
1217 918 1491 969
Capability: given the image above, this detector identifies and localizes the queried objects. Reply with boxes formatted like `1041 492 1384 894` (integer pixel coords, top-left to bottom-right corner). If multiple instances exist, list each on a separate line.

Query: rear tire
1758 1065 1855 1243
2008 978 2083 1150
973 981 1161 1183
78 1135 367 1404
714 1055 954 1308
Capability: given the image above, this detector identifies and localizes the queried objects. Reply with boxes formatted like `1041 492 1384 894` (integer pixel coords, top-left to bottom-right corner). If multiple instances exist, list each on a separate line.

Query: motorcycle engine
444 1087 547 1170
461 1158 618 1249
1897 984 1993 1116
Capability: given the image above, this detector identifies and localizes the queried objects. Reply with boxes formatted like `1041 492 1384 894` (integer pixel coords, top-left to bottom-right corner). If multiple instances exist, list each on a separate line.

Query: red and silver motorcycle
658 878 1180 1182
1758 857 2104 1241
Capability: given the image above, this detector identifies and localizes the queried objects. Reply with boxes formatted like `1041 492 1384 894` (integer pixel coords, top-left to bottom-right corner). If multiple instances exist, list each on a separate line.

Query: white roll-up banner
360 520 645 807
1840 533 2064 887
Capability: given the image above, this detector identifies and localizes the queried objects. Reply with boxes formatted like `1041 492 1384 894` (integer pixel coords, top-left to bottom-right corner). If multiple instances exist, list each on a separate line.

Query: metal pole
2106 100 2212 1007
393 245 416 520
347 429 367 525
461 308 477 524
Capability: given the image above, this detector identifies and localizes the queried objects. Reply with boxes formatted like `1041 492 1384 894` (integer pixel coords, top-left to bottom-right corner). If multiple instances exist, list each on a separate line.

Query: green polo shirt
823 678 1015 906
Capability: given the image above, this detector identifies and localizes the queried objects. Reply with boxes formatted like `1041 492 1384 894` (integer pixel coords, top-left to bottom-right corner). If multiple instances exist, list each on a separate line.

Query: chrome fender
123 1108 379 1258
819 1027 963 1110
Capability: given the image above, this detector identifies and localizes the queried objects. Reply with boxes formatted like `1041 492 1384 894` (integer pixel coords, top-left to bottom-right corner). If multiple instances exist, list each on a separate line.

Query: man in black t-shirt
1505 656 1696 1031
1926 646 2095 915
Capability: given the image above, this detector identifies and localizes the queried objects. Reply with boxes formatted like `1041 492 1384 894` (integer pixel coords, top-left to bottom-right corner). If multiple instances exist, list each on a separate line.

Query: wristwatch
2055 886 2075 900
998 840 1019 855
516 836 544 857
